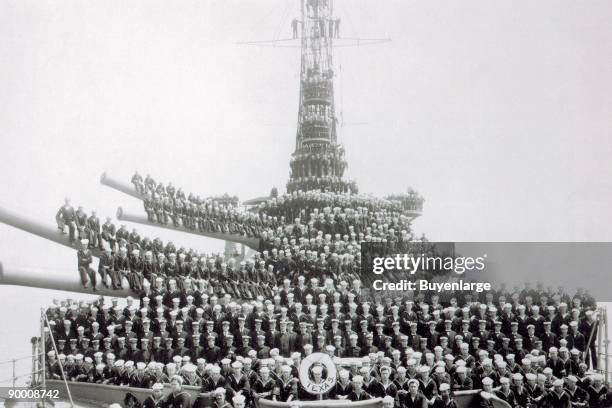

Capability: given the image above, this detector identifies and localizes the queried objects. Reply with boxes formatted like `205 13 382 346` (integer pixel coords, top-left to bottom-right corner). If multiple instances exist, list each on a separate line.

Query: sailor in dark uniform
418 365 438 400
397 378 427 408
75 206 89 242
97 247 113 289
165 375 192 408
87 210 101 249
113 247 130 290
494 377 516 407
275 364 297 402
130 362 151 388
347 375 373 401
181 364 202 387
56 198 77 244
77 239 96 290
204 335 221 363
202 365 226 392
565 375 589 407
430 383 457 408
227 361 249 400
142 382 166 408
252 366 276 401
547 379 572 408
101 217 117 252
45 351 62 380
331 369 353 399
586 374 609 408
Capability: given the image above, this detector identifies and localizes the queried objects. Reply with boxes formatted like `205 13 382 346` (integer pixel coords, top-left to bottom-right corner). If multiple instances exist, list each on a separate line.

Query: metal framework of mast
288 0 354 194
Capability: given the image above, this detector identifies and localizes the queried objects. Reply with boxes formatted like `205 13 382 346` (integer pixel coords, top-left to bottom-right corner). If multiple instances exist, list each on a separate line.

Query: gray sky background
0 0 611 374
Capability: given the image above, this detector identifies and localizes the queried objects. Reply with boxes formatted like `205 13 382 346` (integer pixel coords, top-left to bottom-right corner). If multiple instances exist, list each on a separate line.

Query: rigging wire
272 0 292 42
237 37 390 47
237 3 279 45
335 0 358 40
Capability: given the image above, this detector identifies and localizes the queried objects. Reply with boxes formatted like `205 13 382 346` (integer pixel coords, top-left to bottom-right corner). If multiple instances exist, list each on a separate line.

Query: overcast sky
0 0 611 366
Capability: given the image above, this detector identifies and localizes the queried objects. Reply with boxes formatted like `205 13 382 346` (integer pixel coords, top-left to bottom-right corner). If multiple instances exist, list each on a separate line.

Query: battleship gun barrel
116 206 261 250
0 205 76 250
100 172 142 200
0 205 103 257
0 262 133 297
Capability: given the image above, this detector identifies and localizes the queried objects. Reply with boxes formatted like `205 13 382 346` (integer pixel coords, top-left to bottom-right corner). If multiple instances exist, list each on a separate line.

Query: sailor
87 210 101 249
478 377 494 408
77 239 96 290
165 375 192 408
97 247 113 289
130 362 151 388
203 365 226 392
101 217 117 252
252 366 275 401
494 377 516 406
212 387 233 408
46 351 62 380
347 375 372 401
92 363 107 383
75 206 89 241
56 197 77 244
113 247 130 290
181 363 202 387
227 361 248 400
143 382 166 408
547 379 572 408
291 19 299 39
430 383 456 408
586 374 608 408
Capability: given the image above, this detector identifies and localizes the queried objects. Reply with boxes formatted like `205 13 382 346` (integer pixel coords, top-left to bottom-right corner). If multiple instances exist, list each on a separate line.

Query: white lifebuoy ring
298 352 337 395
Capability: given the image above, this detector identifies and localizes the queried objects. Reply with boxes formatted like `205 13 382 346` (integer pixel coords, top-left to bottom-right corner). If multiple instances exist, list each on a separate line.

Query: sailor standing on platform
291 18 299 39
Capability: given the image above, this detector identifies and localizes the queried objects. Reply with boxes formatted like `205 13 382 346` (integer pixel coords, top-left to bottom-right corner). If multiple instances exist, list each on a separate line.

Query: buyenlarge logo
372 254 486 275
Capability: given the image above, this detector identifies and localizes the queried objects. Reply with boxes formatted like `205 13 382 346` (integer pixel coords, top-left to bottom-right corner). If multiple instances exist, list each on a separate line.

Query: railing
0 354 43 387
597 306 610 383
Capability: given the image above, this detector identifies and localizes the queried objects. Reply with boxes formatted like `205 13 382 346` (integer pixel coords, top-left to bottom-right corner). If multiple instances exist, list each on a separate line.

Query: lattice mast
288 0 354 194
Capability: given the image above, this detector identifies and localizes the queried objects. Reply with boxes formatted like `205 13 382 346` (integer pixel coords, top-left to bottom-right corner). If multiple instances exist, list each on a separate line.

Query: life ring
298 352 337 395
